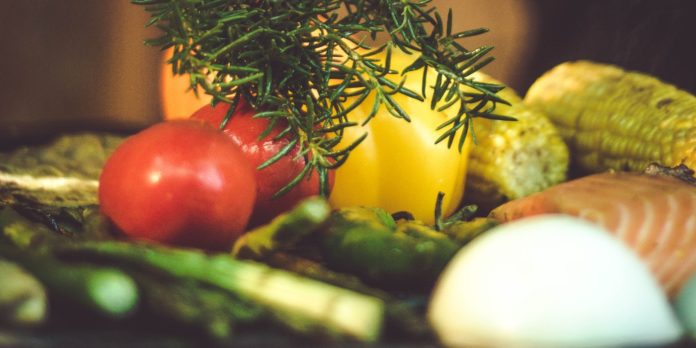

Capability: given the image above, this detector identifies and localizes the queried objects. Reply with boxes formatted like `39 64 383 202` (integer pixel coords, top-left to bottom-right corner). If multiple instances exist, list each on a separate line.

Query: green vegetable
0 133 119 237
318 206 461 288
133 0 507 195
0 258 47 327
0 207 73 251
0 133 123 180
132 272 264 341
0 177 108 240
265 252 432 339
0 246 138 319
0 206 113 255
0 137 394 342
230 194 433 338
57 241 385 342
1 187 382 341
232 196 331 259
441 217 499 245
1 206 137 319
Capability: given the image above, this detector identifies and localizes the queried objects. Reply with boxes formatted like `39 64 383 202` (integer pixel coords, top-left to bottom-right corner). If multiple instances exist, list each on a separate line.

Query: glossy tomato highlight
99 120 257 249
191 99 331 225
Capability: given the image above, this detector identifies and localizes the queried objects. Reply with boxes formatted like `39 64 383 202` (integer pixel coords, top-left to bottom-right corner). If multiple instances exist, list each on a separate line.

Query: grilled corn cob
524 60 696 173
461 73 570 211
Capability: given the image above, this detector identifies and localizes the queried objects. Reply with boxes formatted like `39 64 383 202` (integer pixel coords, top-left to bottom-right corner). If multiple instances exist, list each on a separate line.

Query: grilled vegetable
0 133 123 180
0 258 47 327
58 241 385 342
0 245 139 319
131 271 264 341
525 60 696 173
318 206 461 288
330 48 471 224
441 217 499 245
264 253 432 339
1 208 138 319
232 196 331 259
463 74 569 210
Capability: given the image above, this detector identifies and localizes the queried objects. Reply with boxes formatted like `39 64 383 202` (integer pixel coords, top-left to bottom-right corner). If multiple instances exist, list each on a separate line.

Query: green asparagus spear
57 241 385 342
0 258 47 327
264 253 433 338
232 197 331 259
318 206 461 288
132 272 264 341
0 246 138 319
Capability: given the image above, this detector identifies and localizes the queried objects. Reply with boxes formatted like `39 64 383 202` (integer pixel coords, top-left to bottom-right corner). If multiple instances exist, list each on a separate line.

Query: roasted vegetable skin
230 197 432 339
0 246 139 319
525 60 696 173
59 241 385 342
463 73 569 210
1 152 387 343
329 49 471 225
0 258 47 327
232 196 331 259
318 206 461 288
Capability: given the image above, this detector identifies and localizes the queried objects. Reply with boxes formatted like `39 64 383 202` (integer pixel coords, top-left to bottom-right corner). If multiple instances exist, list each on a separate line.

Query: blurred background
1 0 694 146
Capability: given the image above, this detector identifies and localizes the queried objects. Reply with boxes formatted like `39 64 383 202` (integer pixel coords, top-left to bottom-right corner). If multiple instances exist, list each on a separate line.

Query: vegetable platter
2 1 696 347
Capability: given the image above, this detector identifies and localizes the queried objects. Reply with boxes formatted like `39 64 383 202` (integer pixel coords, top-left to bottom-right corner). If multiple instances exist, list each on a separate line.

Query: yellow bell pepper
329 49 471 224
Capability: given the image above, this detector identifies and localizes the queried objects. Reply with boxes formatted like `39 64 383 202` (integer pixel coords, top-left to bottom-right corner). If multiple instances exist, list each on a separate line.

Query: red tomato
99 120 257 249
190 99 332 225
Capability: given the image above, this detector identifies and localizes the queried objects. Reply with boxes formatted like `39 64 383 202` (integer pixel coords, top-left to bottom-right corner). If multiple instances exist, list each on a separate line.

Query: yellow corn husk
524 60 696 173
461 73 570 211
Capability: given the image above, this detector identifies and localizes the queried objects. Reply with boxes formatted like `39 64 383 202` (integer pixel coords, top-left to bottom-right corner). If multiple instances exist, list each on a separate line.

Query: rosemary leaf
134 0 509 195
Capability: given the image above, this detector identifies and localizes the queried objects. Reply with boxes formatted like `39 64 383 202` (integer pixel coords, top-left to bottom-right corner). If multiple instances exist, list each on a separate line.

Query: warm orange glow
159 49 211 120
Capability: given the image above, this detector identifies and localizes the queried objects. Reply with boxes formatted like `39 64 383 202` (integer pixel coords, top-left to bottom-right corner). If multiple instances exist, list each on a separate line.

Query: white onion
428 215 683 347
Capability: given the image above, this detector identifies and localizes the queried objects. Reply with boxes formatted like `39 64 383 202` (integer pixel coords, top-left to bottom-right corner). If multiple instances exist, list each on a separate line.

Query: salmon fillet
490 171 696 296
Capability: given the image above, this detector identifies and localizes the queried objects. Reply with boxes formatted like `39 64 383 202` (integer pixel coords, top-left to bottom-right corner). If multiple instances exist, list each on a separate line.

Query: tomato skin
190 100 331 225
99 120 257 249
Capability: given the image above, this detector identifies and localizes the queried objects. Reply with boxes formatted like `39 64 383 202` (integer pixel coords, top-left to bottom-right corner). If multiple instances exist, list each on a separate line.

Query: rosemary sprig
132 0 509 195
